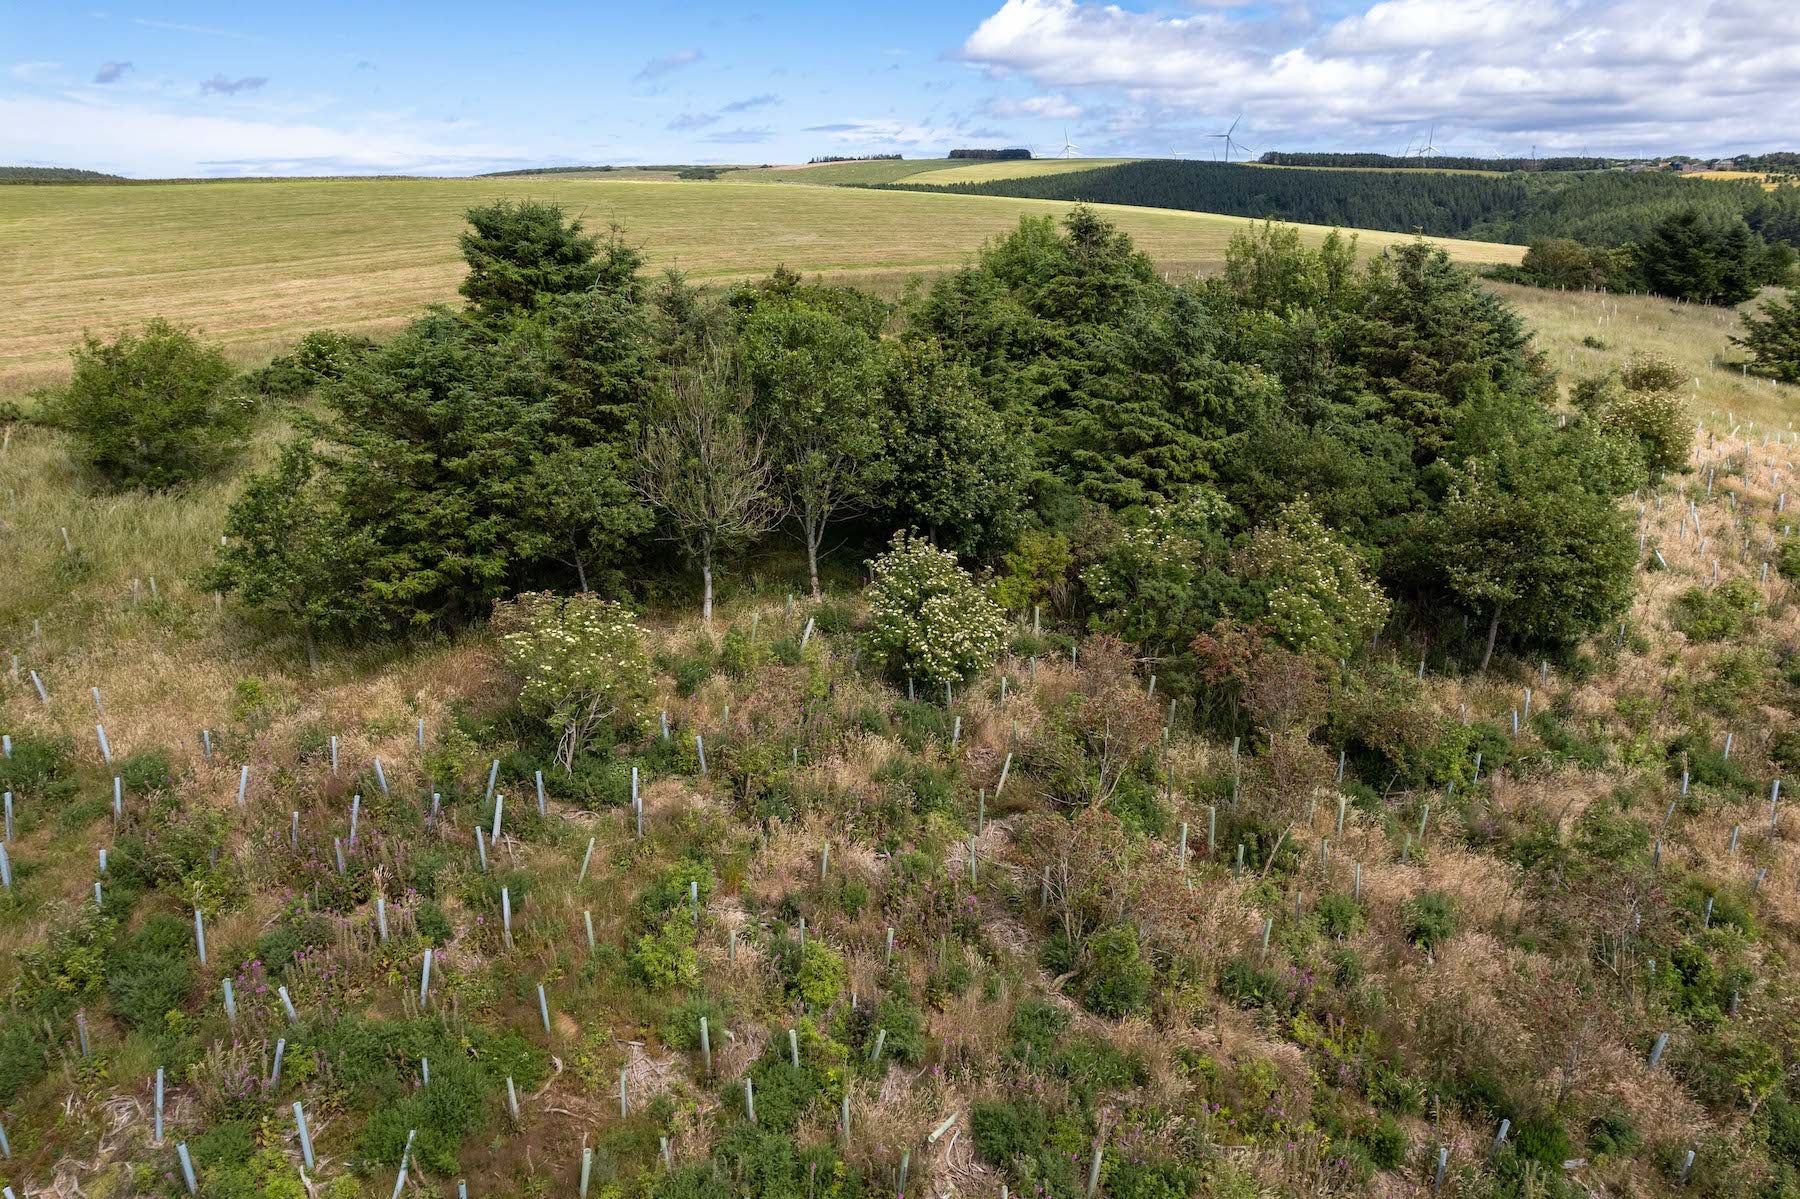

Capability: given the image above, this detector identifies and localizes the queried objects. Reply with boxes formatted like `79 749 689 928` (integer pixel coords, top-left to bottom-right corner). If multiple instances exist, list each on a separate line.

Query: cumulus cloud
958 0 1800 155
636 49 702 81
94 60 132 84
200 74 268 96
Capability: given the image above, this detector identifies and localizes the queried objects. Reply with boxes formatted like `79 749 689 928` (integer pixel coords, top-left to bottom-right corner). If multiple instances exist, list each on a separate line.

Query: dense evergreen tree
1637 211 1763 304
876 339 1032 558
458 201 637 321
1733 288 1800 382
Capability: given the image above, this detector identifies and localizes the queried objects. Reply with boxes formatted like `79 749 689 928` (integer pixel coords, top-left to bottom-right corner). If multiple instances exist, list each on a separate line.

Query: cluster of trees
807 154 902 163
52 202 1663 683
1499 209 1795 304
1256 152 1615 172
895 160 1799 304
1732 152 1800 172
0 165 127 184
947 148 1032 161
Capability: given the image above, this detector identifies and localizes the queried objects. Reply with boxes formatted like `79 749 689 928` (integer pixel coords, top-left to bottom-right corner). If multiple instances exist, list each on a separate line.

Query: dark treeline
878 160 1529 237
0 165 127 184
1258 152 1613 172
1735 152 1800 172
948 148 1032 160
181 202 1666 687
880 160 1800 249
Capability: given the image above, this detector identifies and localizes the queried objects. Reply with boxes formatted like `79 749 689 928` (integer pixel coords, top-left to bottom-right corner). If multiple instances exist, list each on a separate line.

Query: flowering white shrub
493 591 652 769
1237 499 1389 659
863 532 1006 686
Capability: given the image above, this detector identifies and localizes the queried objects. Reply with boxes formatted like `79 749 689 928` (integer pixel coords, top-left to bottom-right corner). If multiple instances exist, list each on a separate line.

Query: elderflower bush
1238 499 1389 660
863 533 1006 687
492 591 652 768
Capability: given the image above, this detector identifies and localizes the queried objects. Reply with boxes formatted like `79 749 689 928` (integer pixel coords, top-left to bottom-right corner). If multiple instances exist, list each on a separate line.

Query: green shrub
662 996 728 1050
494 591 653 768
869 994 927 1066
671 654 713 698
719 622 773 677
1079 923 1152 1018
1402 892 1456 951
0 1020 48 1104
47 318 248 489
1009 998 1070 1067
1315 892 1363 940
107 913 196 1029
972 1098 1050 1164
863 532 1007 685
0 731 78 803
415 901 453 947
991 530 1073 613
1054 1034 1145 1104
629 916 700 990
1671 579 1758 643
1588 1108 1641 1158
118 750 175 794
1513 1113 1574 1171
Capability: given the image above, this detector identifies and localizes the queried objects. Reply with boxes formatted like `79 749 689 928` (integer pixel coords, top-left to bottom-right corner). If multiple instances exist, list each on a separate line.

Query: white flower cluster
864 534 1007 686
495 592 652 740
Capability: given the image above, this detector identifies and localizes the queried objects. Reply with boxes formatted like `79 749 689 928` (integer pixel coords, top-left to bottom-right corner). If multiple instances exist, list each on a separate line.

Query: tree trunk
304 623 319 675
572 535 589 593
1480 607 1502 672
806 523 822 600
701 555 714 626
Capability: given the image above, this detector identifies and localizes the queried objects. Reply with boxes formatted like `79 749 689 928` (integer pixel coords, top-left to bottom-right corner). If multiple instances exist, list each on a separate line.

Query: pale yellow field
1692 170 1796 191
916 157 1136 184
0 177 1523 393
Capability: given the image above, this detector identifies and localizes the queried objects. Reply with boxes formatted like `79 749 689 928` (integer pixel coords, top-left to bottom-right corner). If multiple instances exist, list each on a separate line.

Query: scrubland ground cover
4 200 1800 1199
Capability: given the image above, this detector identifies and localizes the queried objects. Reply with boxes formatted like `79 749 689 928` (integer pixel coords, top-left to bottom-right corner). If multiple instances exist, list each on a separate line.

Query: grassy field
728 159 964 185
1498 282 1799 429
0 177 1523 394
895 158 1135 184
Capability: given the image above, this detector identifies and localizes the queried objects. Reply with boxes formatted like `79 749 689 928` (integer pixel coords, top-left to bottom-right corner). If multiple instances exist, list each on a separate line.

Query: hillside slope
0 178 1520 394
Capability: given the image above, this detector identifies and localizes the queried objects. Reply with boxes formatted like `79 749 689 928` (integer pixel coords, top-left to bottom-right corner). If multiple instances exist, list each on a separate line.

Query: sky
3 0 1798 177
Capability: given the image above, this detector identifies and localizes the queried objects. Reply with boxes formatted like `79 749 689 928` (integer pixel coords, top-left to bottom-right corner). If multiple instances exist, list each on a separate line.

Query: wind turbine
1207 115 1251 163
1057 126 1079 159
1415 124 1439 158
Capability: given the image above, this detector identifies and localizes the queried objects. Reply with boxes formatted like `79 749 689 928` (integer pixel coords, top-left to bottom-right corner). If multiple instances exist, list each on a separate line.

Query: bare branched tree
636 352 780 623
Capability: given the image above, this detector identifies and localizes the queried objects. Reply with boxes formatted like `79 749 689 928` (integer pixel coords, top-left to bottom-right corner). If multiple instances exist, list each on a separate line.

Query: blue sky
4 0 1796 176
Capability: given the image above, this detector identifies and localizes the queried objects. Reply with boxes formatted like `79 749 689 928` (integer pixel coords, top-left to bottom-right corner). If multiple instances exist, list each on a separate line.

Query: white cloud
989 93 1083 120
801 117 972 147
636 49 703 81
959 0 1800 156
10 61 62 80
0 94 529 176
